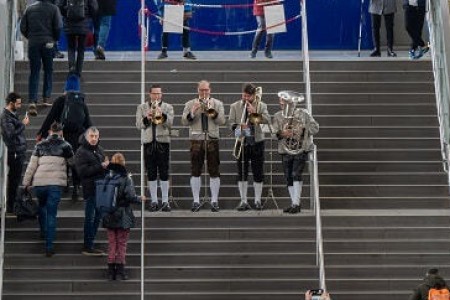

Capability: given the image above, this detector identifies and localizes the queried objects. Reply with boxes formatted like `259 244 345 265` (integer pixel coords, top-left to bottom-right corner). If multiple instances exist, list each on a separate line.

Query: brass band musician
181 80 225 212
228 83 270 211
272 91 319 214
136 84 174 212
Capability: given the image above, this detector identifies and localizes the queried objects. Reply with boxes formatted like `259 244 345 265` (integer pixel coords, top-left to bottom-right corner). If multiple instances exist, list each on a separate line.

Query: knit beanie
64 74 80 92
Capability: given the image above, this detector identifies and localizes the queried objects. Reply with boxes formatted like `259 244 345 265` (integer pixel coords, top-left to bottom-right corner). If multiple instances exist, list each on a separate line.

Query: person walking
22 122 73 257
368 0 397 57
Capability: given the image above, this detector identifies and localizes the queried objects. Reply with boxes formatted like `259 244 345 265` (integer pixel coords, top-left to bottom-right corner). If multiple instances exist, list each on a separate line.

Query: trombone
198 98 217 118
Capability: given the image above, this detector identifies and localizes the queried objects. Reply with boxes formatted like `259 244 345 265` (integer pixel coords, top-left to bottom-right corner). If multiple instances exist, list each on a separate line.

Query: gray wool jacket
228 100 270 143
136 101 174 144
369 0 397 15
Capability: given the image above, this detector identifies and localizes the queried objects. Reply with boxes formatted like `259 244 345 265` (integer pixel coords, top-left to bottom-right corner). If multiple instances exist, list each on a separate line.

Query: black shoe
161 202 171 212
249 51 257 58
283 205 301 214
191 202 200 212
183 51 196 60
54 51 64 59
115 263 129 280
45 249 55 257
387 49 397 57
27 103 38 116
369 49 381 57
157 51 168 59
107 263 116 281
254 202 262 210
82 248 106 256
148 202 159 212
237 202 250 211
264 51 273 59
211 202 219 212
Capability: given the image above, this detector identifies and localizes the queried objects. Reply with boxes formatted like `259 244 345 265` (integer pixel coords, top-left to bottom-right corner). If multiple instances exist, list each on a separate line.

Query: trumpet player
272 93 319 214
182 80 225 212
229 83 270 211
136 84 174 212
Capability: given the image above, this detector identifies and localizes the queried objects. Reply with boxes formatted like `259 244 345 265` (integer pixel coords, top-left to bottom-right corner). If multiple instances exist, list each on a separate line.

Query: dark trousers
236 141 265 183
84 195 100 250
371 13 394 50
64 131 82 186
404 5 426 50
67 34 86 75
144 142 170 181
161 20 190 50
251 15 274 52
282 153 308 186
35 185 61 251
7 152 25 213
190 140 220 177
28 43 54 103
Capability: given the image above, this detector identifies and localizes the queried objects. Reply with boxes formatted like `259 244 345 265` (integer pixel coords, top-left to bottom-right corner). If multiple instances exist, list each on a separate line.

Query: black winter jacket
20 0 62 46
98 0 117 16
409 274 448 300
102 163 141 229
74 135 106 197
0 109 27 155
37 93 92 138
57 0 98 35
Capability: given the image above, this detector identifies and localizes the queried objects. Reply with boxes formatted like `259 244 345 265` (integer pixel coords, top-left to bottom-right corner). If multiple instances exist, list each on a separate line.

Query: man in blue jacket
403 0 429 59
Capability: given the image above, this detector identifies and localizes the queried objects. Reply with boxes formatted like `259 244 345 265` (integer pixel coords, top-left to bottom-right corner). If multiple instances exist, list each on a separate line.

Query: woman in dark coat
102 153 145 281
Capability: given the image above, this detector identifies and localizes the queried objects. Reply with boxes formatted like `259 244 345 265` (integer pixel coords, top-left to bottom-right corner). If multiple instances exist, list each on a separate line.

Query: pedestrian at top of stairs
409 268 449 300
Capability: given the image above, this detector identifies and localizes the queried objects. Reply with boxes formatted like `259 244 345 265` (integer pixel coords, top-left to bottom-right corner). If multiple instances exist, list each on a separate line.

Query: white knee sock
210 177 220 204
238 181 248 204
190 177 201 204
148 181 158 203
288 185 295 206
254 182 263 204
293 181 302 206
160 180 169 203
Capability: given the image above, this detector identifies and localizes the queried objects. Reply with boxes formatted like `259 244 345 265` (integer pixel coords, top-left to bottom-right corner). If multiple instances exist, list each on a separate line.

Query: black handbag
14 188 39 222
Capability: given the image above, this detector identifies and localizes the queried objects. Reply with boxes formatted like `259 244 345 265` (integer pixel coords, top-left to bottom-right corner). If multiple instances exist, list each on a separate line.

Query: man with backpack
409 268 449 300
36 74 92 200
57 0 98 76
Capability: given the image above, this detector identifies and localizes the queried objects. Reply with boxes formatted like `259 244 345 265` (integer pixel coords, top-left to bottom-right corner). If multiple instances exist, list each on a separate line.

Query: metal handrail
0 143 7 300
426 0 450 191
301 0 327 292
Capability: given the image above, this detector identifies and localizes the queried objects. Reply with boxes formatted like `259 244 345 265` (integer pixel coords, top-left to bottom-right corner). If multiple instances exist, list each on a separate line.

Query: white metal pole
140 1 146 300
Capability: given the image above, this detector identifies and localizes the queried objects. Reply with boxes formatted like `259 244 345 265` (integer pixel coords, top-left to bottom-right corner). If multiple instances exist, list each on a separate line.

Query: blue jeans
34 186 61 251
84 195 101 249
28 43 54 103
94 15 112 48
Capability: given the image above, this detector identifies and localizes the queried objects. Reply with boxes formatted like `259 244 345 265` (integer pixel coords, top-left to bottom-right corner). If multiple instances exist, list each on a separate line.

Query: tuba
278 90 305 155
151 101 166 125
248 86 263 124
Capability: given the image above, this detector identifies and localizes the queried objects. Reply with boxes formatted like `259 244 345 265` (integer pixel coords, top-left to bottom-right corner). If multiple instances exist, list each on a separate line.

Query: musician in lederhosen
229 83 270 211
272 91 319 214
136 84 174 212
182 80 225 212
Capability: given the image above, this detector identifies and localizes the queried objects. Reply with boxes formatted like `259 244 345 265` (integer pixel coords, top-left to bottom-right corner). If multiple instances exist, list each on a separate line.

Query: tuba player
272 92 319 214
229 83 270 211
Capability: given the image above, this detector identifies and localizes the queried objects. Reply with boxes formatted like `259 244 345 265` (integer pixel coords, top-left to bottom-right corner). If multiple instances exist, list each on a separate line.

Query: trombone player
229 83 270 211
182 80 225 212
272 91 319 214
136 84 174 212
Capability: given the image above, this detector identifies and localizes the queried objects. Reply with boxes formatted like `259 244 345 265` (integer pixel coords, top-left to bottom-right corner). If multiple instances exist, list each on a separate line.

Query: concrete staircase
7 56 449 300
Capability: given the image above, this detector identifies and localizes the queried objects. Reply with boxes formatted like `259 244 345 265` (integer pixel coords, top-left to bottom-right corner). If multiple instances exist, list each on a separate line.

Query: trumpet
248 86 263 124
198 98 217 117
150 101 166 125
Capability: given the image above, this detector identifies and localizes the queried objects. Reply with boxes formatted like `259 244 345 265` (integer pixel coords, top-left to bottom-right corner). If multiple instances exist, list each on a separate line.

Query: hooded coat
409 274 449 300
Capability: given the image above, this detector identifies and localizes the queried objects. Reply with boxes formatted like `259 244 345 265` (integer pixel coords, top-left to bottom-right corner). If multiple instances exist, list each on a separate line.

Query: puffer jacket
74 134 106 197
57 0 98 35
102 163 141 229
0 109 27 155
22 134 74 187
409 274 449 300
